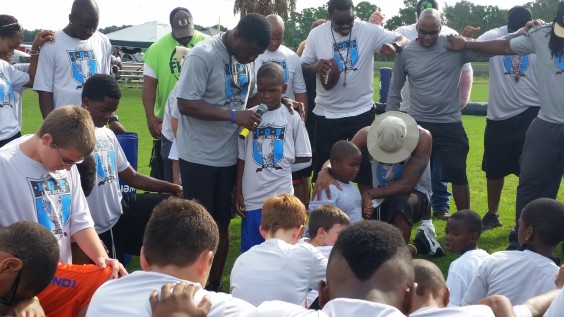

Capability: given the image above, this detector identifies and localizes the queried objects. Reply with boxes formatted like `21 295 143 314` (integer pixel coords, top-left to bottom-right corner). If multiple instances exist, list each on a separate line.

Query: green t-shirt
143 30 208 119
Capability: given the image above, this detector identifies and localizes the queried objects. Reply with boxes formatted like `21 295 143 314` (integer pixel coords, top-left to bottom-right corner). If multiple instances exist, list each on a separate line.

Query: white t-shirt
33 30 112 107
169 138 179 160
410 305 494 316
297 240 332 307
462 250 559 305
241 298 406 317
86 127 130 234
308 181 362 223
162 84 181 142
446 248 489 306
0 60 29 140
238 106 311 211
477 26 539 120
86 271 254 317
254 45 307 99
544 288 564 317
0 135 94 263
393 23 471 112
230 238 327 306
300 20 399 118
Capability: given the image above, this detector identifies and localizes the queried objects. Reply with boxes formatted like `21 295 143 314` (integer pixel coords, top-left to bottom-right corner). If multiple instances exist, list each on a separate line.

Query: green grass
20 78 563 288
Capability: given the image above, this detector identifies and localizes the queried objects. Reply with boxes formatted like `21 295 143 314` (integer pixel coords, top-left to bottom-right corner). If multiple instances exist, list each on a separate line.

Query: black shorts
482 106 539 179
179 160 236 228
313 108 375 181
370 190 428 225
98 193 170 262
0 131 21 148
292 168 312 182
418 121 469 185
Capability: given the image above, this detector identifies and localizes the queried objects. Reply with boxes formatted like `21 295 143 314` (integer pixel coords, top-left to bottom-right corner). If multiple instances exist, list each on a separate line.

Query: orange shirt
38 264 112 317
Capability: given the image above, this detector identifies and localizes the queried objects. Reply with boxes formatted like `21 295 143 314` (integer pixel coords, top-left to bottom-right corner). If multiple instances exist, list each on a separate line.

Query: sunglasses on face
418 28 440 36
333 16 355 26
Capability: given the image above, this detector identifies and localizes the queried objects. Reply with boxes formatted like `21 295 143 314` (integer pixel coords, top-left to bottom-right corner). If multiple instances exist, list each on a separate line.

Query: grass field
19 74 564 289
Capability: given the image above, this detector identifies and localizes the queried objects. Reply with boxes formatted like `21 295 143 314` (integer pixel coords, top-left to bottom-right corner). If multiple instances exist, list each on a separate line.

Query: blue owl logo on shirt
503 55 529 82
0 72 14 108
333 39 358 73
68 50 98 88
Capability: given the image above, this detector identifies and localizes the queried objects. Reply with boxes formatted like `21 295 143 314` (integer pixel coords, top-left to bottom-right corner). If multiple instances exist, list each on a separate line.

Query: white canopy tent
106 21 171 49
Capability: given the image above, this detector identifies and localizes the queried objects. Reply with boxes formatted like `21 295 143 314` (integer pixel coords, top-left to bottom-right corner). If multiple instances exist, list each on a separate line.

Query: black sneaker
482 211 502 230
413 225 445 257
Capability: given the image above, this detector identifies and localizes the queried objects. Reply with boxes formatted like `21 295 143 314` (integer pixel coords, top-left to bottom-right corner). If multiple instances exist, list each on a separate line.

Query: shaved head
68 0 100 40
416 8 441 48
266 14 285 32
71 0 99 16
418 8 441 26
266 14 285 51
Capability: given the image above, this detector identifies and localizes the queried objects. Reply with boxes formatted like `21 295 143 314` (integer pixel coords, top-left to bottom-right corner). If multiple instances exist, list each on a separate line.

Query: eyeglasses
333 16 355 26
0 270 21 307
53 143 85 166
418 28 440 36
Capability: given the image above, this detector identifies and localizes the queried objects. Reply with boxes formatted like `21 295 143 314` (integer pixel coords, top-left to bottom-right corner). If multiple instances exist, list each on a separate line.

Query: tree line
283 0 560 49
20 0 559 48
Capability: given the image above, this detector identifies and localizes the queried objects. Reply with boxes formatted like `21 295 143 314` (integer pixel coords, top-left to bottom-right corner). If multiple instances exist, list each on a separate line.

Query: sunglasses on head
333 16 355 26
418 28 440 36
1 22 23 32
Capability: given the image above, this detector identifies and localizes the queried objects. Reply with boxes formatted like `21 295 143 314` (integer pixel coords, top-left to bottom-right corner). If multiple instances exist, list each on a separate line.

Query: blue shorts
241 208 264 253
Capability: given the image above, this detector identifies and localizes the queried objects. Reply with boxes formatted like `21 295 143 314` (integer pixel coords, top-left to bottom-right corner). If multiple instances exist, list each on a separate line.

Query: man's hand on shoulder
97 257 128 279
150 283 211 317
446 34 468 51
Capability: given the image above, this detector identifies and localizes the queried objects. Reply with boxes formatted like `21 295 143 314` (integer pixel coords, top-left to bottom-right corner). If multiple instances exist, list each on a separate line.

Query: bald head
418 8 441 26
68 0 100 40
71 0 99 16
266 14 285 51
266 14 284 31
416 8 441 48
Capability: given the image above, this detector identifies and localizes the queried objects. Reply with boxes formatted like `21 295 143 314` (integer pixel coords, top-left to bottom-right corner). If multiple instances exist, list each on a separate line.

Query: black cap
507 6 532 32
417 0 438 17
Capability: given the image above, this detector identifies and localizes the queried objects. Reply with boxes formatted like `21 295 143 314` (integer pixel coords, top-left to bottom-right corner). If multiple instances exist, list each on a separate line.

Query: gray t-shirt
510 25 564 124
386 36 489 123
176 35 256 167
370 157 432 200
394 24 472 112
478 26 539 121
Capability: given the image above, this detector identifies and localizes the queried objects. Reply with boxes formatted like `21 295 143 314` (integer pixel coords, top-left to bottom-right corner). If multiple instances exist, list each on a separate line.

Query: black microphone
239 104 268 139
